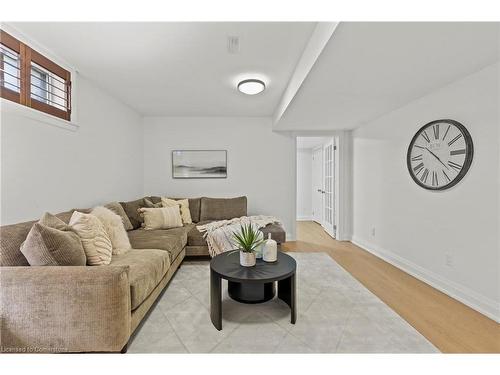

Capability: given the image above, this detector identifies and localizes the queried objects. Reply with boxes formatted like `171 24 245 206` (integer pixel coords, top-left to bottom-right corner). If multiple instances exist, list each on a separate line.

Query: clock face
407 120 473 190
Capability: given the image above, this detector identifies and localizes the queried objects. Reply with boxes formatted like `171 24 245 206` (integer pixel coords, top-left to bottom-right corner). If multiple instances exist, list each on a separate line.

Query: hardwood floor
281 221 500 353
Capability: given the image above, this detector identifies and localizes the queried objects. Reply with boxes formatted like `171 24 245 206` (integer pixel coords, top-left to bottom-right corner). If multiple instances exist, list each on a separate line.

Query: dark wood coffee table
210 251 296 330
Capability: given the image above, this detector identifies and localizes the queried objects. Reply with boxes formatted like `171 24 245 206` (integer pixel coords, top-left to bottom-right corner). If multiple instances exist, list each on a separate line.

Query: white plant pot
240 251 256 267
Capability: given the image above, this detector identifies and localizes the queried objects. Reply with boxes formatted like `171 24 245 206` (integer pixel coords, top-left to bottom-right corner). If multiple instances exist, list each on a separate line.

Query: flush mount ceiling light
237 79 266 95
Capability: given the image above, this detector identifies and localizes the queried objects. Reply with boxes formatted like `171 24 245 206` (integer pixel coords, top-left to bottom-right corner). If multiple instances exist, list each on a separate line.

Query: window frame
0 29 71 121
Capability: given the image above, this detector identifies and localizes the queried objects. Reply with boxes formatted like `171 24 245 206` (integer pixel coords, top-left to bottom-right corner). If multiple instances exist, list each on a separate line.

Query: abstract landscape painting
172 150 227 178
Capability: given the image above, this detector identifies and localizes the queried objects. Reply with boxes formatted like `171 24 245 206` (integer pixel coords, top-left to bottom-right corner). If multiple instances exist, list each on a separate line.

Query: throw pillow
39 211 69 230
119 198 146 229
20 213 86 266
105 201 134 231
138 206 183 230
139 198 163 227
161 197 192 224
69 211 113 266
144 198 163 208
91 206 131 255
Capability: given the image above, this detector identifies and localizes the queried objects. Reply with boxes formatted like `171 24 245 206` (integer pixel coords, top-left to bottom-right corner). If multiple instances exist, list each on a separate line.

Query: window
1 45 20 93
0 29 71 121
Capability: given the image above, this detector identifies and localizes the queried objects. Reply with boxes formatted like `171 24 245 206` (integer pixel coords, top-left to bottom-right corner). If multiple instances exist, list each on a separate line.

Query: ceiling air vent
227 36 240 54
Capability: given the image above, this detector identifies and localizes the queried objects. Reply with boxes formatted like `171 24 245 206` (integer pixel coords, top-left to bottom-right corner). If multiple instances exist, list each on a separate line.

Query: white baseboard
297 216 313 221
351 236 500 323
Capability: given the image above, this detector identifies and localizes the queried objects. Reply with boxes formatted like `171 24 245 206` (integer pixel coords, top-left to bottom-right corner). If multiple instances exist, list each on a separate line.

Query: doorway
296 136 337 239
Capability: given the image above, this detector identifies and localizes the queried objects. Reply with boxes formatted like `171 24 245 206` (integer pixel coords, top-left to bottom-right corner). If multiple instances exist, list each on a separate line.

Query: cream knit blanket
196 215 282 257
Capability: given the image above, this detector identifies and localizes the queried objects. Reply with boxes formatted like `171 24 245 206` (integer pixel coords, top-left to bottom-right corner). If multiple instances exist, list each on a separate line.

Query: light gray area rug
128 252 439 353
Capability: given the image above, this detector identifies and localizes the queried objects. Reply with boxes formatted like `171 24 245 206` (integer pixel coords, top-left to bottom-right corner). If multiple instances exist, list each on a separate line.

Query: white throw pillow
69 211 113 265
138 206 183 230
161 197 192 224
91 206 131 255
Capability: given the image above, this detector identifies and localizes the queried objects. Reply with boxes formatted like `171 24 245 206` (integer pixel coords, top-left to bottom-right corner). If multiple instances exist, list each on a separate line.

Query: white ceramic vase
263 233 277 262
240 251 256 267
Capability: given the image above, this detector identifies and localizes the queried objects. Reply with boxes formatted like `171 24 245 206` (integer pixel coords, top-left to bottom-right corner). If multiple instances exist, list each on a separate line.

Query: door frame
293 130 352 241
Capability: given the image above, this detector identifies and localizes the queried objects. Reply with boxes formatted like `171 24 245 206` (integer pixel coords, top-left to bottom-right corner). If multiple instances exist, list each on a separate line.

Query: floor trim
351 236 500 323
297 216 313 221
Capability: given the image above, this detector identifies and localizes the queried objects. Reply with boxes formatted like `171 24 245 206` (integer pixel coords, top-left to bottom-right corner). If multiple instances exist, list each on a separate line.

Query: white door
311 147 323 224
322 140 336 237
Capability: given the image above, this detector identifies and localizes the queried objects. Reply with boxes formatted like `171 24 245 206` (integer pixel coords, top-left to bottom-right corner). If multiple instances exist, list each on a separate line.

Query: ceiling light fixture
237 79 266 95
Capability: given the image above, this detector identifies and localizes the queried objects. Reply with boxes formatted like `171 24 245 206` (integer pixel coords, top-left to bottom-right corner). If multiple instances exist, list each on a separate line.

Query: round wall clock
407 119 473 190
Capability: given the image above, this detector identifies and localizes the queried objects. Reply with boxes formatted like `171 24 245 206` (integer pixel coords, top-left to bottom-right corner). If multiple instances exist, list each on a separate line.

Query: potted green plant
232 223 265 267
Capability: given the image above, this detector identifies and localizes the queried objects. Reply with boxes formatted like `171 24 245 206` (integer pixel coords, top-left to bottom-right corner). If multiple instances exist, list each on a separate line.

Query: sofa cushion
186 221 213 247
149 196 201 223
161 198 192 224
91 206 131 255
139 206 183 230
119 198 146 229
110 249 170 310
21 221 86 266
69 211 113 266
105 202 134 231
0 210 75 266
128 226 188 261
199 196 247 221
144 198 162 208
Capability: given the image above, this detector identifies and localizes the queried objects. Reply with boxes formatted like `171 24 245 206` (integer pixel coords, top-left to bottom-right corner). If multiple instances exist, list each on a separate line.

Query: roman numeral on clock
413 162 424 174
448 161 462 171
433 124 439 140
411 154 423 161
450 149 466 156
421 131 430 143
432 171 438 187
442 124 451 141
448 133 462 147
420 168 429 183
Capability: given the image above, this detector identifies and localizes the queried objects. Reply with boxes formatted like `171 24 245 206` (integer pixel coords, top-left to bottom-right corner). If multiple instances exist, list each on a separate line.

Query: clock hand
426 149 449 170
414 145 449 170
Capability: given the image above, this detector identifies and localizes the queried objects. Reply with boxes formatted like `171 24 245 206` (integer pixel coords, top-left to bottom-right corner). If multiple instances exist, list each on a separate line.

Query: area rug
128 252 439 353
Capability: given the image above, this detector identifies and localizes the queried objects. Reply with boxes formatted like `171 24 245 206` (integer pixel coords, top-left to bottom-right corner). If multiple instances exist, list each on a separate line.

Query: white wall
0 75 144 224
296 148 312 220
143 117 296 239
352 63 500 321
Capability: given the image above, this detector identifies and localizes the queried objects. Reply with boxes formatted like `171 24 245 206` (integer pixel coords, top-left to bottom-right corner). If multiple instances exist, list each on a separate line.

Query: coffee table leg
278 273 296 324
210 270 222 330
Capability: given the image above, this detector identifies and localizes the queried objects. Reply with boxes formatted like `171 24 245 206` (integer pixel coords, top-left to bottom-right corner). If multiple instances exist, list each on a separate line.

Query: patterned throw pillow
91 206 131 255
138 198 164 227
161 197 192 224
20 212 86 266
138 206 183 230
69 211 113 266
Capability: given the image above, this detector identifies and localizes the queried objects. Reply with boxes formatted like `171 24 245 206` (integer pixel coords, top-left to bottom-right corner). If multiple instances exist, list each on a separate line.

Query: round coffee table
210 251 296 330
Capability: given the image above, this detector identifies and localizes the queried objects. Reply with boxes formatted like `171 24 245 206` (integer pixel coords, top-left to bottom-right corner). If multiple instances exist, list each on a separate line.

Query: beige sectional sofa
0 195 285 353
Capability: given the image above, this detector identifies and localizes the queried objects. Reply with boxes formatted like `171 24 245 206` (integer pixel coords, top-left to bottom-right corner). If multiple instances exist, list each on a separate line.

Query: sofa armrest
0 265 131 353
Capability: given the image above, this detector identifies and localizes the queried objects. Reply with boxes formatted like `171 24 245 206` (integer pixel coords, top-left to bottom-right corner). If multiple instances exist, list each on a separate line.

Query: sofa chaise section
0 207 185 353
